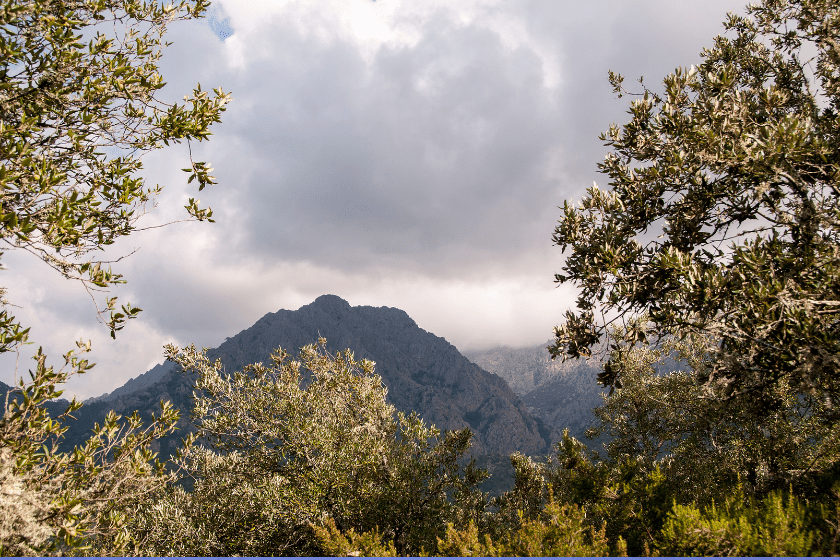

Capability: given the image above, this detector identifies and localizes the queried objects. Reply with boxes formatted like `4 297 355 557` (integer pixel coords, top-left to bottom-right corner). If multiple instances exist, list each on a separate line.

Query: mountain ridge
199 295 556 456
463 341 605 441
35 295 559 461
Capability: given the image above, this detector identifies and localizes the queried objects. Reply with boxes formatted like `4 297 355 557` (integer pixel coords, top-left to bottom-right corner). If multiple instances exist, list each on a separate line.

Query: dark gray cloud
0 0 750 399
176 0 746 277
198 11 562 275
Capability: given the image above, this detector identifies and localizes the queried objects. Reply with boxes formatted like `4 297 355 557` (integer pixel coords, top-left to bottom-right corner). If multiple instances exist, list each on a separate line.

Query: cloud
1 0 750 399
181 9 562 276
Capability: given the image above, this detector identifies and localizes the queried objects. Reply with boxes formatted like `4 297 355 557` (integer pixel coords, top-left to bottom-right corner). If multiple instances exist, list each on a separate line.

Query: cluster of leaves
435 495 610 557
115 339 489 557
591 318 840 504
0 0 230 341
0 0 230 554
658 482 838 556
551 0 840 424
541 0 840 553
0 341 181 556
457 431 840 556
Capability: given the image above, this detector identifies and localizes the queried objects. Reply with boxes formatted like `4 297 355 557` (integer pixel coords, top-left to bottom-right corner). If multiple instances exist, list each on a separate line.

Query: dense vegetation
2 0 839 555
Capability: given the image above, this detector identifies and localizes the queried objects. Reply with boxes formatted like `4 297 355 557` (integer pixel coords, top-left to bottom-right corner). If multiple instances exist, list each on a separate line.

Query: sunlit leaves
551 0 840 419
146 339 488 556
0 343 180 555
0 0 231 340
0 1 230 554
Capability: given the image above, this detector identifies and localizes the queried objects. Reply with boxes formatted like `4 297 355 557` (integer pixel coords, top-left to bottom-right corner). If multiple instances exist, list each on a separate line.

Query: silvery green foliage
0 0 230 343
0 2 229 548
139 339 488 556
588 317 840 502
0 342 182 556
0 448 52 555
0 1 231 554
551 0 840 421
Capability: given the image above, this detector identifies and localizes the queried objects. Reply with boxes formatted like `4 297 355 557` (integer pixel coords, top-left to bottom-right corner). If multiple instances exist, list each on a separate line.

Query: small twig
135 219 196 231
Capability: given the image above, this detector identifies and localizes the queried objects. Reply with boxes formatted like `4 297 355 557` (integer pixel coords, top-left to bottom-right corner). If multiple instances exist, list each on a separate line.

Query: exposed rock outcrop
75 295 558 457
464 342 605 440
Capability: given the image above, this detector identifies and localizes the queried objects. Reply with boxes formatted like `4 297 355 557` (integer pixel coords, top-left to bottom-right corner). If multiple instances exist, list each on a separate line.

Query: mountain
22 296 558 467
464 340 690 451
463 342 606 441
85 361 175 404
195 295 559 456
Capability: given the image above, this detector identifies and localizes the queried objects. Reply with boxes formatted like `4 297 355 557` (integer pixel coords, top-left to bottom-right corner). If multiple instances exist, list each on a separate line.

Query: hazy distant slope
464 342 606 440
86 361 176 404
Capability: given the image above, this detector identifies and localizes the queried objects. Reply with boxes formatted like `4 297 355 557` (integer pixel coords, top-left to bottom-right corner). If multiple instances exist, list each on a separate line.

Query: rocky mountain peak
74 296 558 459
308 294 353 317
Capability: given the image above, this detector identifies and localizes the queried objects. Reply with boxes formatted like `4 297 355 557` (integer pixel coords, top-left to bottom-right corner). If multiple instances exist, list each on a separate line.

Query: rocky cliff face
463 342 564 395
463 342 606 440
201 295 556 456
78 295 558 457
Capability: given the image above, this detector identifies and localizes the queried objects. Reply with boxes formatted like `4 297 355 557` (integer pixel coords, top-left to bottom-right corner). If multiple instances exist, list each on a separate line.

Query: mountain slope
61 295 557 458
463 342 606 441
85 361 175 404
196 295 556 456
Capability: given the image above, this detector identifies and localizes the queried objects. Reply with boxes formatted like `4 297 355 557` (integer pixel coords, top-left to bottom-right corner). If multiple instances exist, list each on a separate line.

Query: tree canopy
124 339 488 557
0 0 230 343
0 0 229 553
551 0 840 421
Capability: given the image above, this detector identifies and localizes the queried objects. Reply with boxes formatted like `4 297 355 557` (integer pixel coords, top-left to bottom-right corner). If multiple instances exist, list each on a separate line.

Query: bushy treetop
551 0 840 419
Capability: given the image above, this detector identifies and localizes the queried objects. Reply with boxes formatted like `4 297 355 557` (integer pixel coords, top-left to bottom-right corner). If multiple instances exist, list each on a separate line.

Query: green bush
126 339 488 556
658 483 826 556
437 494 611 557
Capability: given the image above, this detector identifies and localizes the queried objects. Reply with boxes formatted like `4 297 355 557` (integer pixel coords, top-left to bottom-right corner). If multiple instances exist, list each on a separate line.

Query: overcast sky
0 0 748 400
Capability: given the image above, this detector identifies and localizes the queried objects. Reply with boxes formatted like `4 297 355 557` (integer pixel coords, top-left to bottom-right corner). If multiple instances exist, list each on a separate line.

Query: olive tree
551 0 840 420
0 0 229 553
0 0 230 343
588 317 840 502
0 343 182 555
127 339 488 556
